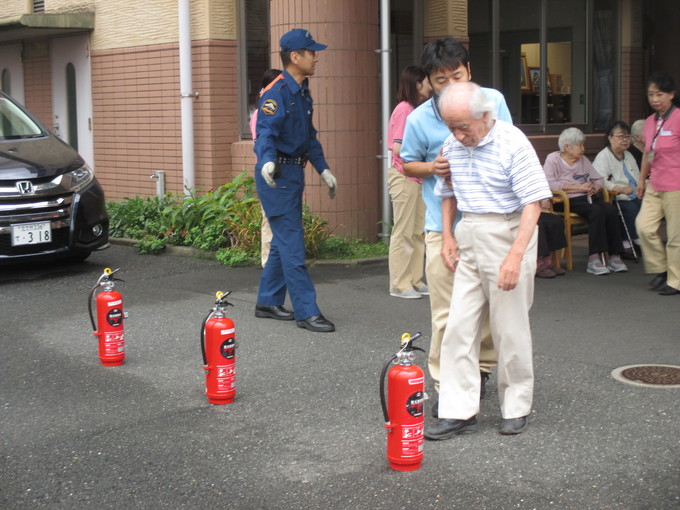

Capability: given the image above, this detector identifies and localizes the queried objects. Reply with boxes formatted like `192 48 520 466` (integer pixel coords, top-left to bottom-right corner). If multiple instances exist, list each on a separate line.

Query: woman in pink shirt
250 69 282 267
636 72 680 295
387 66 432 299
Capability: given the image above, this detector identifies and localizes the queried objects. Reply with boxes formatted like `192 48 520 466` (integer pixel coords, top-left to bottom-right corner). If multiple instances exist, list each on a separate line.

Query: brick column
270 0 381 239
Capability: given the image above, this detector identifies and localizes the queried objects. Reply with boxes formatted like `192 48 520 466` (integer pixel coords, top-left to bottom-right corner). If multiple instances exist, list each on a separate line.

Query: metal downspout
178 0 195 194
379 0 391 243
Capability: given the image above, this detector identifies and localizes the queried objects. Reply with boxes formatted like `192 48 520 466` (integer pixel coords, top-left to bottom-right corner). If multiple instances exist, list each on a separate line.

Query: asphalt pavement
0 241 678 509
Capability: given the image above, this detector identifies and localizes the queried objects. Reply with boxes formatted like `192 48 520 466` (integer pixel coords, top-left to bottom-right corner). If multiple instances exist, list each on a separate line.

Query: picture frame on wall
529 67 540 94
520 53 530 92
530 67 552 94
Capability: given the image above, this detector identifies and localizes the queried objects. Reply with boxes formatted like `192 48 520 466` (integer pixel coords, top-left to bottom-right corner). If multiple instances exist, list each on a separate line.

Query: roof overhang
0 13 94 43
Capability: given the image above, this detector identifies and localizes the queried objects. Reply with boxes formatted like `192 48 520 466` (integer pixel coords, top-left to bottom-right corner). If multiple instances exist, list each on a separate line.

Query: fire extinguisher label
104 332 125 354
406 391 424 417
107 308 123 327
216 365 236 391
220 338 235 359
400 439 424 457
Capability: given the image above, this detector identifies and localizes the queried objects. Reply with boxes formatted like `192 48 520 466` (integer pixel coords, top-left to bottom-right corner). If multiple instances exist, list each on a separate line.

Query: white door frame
51 35 95 169
0 43 26 104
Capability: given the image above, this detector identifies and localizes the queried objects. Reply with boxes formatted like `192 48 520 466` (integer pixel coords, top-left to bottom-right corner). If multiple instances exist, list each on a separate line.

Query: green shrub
106 171 386 266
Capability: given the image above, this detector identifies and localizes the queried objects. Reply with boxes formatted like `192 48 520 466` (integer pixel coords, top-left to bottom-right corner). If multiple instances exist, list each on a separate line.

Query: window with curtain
468 0 618 132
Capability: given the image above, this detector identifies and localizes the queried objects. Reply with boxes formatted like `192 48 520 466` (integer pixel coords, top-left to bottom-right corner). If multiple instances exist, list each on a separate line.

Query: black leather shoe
658 284 680 296
255 304 294 321
424 416 478 440
499 416 528 435
649 272 667 290
296 314 335 332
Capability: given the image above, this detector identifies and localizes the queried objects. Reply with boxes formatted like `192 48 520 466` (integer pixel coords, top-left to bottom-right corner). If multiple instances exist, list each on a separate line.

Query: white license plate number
11 222 52 246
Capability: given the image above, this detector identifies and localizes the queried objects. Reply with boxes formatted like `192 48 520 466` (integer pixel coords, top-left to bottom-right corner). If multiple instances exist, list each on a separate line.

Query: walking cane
613 196 640 263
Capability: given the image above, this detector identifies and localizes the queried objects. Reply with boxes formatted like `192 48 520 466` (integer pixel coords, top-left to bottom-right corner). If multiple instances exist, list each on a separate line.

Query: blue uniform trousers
256 164 320 321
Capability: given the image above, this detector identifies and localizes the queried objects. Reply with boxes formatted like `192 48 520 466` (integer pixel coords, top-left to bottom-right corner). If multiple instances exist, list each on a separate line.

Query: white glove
261 162 277 188
321 169 337 199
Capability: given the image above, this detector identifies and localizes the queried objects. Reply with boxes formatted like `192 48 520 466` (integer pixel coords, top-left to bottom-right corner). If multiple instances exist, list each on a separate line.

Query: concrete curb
109 237 388 266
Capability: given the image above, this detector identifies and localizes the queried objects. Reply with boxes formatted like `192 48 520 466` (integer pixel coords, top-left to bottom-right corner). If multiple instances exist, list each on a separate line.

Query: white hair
437 81 497 126
631 119 645 137
558 127 585 152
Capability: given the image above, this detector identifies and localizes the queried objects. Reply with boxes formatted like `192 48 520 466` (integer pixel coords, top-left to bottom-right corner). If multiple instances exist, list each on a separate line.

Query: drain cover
611 364 680 388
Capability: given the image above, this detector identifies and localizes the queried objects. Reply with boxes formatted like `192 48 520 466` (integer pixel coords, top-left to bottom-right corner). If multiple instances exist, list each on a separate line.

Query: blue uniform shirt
254 70 328 173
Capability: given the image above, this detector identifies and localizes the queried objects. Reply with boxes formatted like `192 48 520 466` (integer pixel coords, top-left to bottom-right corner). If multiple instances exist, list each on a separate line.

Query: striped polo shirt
435 120 551 213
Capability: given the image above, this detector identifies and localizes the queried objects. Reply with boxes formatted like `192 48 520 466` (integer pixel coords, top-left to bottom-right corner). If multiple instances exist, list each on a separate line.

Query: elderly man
424 82 551 439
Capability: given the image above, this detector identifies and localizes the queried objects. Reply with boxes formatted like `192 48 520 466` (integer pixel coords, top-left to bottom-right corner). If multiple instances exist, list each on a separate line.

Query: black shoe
480 372 490 400
658 284 680 296
649 272 667 290
296 314 335 332
255 304 294 321
424 416 478 440
499 416 528 435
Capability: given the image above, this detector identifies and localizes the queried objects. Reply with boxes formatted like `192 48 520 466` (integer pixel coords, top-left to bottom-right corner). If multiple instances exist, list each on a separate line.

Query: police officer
253 28 337 333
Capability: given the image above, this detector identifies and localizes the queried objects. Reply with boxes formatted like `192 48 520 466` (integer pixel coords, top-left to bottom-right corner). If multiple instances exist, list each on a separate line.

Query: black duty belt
276 153 308 166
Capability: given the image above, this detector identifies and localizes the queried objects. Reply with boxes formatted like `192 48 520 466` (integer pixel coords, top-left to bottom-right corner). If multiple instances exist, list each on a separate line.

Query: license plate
11 222 52 246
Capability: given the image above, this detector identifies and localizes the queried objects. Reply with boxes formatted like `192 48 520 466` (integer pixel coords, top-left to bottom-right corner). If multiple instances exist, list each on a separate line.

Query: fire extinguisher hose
87 282 100 332
200 308 214 366
380 354 398 423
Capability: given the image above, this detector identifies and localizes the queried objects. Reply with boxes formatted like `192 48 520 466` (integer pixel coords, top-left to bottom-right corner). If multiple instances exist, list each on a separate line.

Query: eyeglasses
612 135 631 141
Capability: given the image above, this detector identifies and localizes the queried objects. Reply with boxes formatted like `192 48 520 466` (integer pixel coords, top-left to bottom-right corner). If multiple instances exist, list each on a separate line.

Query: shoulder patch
261 99 278 116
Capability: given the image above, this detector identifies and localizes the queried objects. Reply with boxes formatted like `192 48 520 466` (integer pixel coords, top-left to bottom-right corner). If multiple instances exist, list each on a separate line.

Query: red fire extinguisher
88 267 126 366
201 291 236 405
380 332 426 471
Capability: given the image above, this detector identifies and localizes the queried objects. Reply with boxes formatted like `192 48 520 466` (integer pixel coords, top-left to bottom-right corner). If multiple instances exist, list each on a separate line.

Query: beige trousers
261 206 272 268
439 213 537 420
424 230 497 393
387 167 426 293
636 184 680 289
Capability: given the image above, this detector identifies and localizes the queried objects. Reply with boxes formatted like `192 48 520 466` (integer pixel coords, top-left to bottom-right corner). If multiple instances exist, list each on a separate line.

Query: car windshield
0 96 45 140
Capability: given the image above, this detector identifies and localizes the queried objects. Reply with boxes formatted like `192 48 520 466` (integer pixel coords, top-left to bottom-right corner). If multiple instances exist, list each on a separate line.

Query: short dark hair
648 72 676 95
396 65 428 108
607 120 630 137
605 120 630 147
280 49 307 68
261 69 282 89
421 37 469 77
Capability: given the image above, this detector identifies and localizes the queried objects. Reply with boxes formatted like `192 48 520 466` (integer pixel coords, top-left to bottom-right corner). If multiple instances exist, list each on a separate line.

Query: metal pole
178 0 195 194
379 0 391 244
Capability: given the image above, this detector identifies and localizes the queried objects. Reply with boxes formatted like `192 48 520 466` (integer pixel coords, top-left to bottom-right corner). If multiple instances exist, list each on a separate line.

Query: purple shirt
543 151 603 198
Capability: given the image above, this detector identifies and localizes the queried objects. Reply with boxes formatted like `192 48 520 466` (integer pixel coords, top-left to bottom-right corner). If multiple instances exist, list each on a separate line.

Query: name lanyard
651 105 675 152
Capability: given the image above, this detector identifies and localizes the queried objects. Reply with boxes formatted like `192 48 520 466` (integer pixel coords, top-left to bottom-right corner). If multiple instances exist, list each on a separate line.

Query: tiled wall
270 0 382 240
620 46 646 125
91 40 238 200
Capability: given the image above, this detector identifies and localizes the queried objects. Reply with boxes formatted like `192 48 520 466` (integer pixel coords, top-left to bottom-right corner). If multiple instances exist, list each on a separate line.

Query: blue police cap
280 29 327 52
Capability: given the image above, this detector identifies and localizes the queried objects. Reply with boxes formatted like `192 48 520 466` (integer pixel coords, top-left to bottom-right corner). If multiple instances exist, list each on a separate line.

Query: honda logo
16 181 35 195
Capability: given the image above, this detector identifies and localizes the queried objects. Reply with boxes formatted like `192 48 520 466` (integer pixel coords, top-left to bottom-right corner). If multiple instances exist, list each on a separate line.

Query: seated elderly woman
543 127 628 275
629 119 646 169
592 120 642 259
